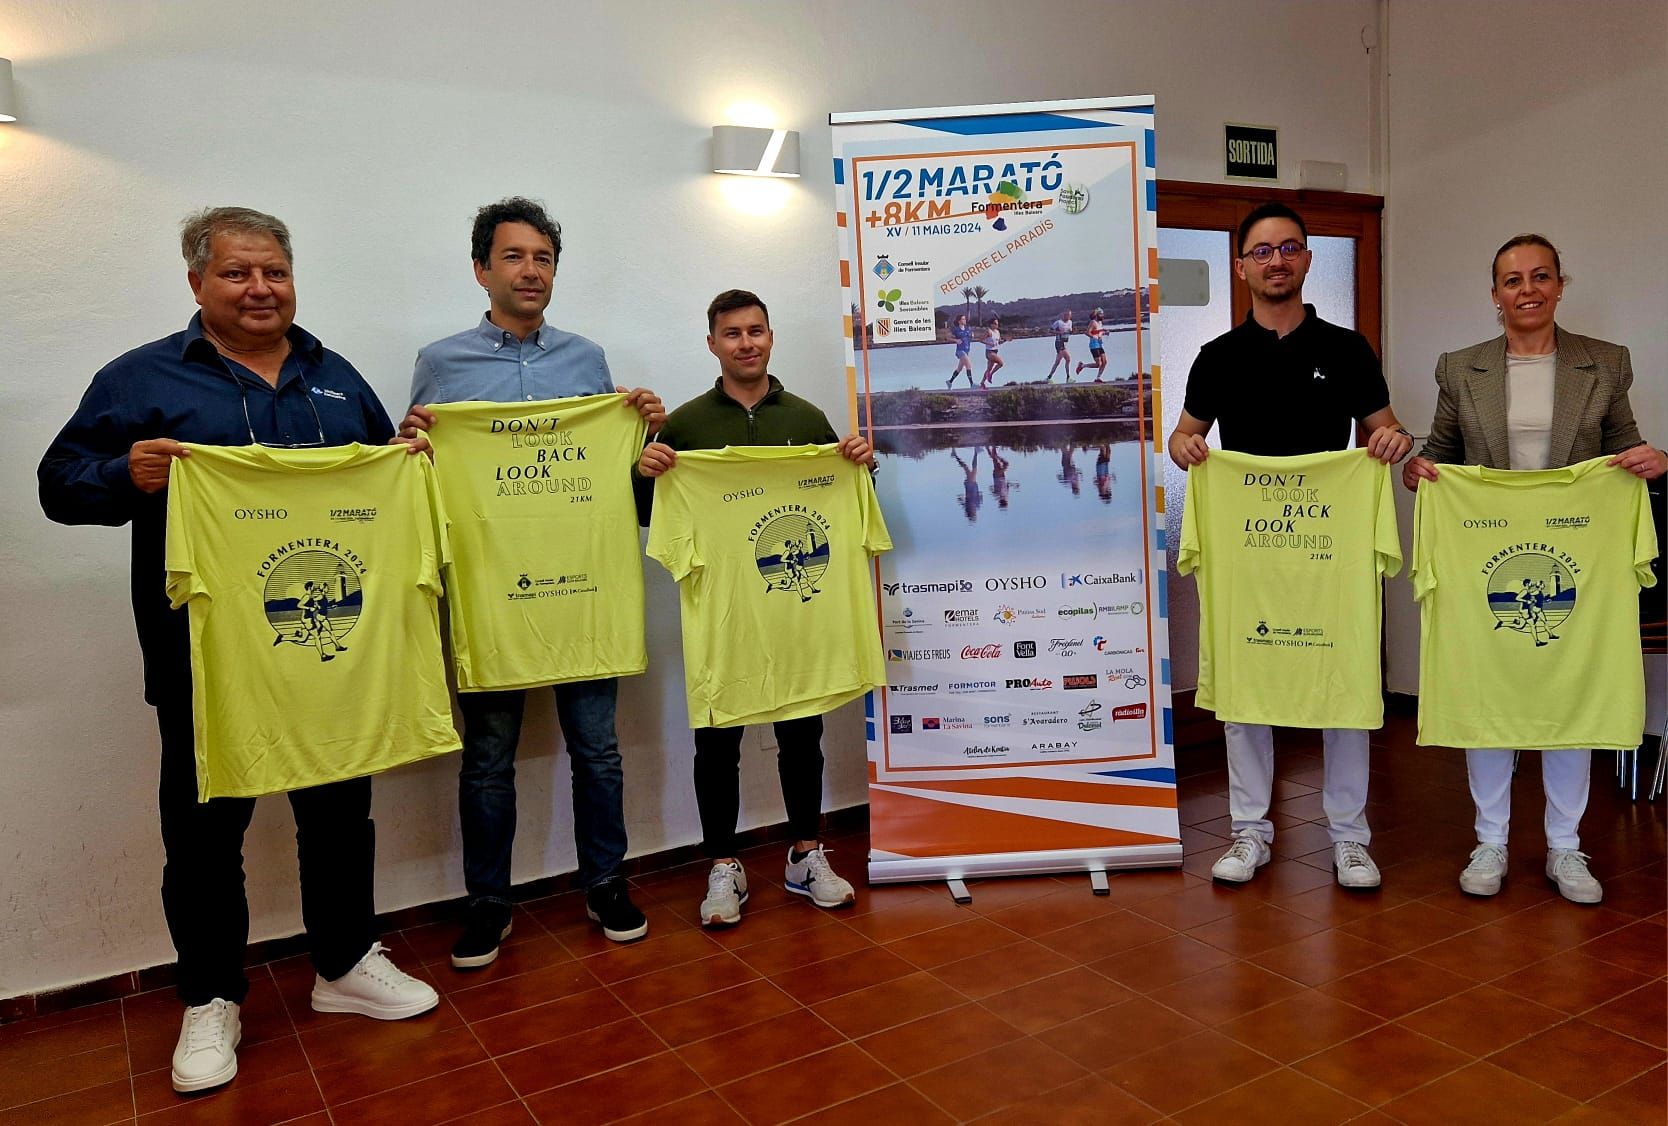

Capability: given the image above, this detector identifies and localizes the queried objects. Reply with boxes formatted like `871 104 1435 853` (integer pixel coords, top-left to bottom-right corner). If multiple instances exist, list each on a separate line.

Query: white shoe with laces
310 942 438 1020
1546 849 1603 904
1210 829 1271 884
171 998 240 1093
1333 841 1381 889
784 845 856 908
700 860 748 927
1459 843 1509 896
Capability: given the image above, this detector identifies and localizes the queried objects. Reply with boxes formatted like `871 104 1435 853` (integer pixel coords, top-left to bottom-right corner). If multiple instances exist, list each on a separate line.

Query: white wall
0 0 1380 997
1380 0 1668 693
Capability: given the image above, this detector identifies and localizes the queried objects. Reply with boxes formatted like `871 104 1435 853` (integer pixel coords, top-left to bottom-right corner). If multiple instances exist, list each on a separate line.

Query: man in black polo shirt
1166 202 1412 890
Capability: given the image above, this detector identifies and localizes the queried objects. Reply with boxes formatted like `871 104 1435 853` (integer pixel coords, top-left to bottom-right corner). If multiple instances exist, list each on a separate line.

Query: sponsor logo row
887 602 1145 633
888 637 1145 661
885 669 1149 693
882 571 1141 597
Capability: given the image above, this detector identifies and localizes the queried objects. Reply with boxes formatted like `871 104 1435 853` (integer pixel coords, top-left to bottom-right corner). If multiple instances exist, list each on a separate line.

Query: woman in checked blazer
1403 233 1666 907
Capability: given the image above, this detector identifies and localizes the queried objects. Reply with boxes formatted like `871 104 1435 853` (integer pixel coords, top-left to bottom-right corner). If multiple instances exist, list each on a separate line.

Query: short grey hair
179 206 293 273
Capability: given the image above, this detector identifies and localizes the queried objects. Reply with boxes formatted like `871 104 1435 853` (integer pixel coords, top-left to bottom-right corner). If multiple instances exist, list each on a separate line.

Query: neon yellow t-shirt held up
646 445 893 728
1412 458 1658 751
427 395 648 691
1178 448 1401 729
165 443 460 800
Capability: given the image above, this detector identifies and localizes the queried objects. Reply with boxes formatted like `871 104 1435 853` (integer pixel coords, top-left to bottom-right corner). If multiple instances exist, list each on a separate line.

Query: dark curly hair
471 197 562 268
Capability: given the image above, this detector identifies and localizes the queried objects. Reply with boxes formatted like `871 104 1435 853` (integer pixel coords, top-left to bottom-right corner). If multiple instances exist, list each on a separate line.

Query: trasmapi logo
884 579 974 595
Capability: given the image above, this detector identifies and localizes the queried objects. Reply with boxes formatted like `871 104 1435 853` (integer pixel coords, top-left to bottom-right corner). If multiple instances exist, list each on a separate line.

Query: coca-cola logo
1113 703 1148 721
960 644 1002 659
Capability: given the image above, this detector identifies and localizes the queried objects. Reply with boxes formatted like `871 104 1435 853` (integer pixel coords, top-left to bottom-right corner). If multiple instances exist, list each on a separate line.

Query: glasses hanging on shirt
230 358 329 448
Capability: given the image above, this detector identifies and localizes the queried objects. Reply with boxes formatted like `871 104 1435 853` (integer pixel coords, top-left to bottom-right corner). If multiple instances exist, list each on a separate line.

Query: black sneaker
585 878 649 943
450 901 513 969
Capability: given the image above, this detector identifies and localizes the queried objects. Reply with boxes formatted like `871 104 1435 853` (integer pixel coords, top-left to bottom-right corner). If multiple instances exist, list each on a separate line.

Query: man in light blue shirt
400 197 664 966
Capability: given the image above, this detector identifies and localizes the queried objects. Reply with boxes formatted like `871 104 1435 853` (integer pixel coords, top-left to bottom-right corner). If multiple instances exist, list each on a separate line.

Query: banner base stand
870 844 1184 888
1089 869 1110 896
946 878 973 905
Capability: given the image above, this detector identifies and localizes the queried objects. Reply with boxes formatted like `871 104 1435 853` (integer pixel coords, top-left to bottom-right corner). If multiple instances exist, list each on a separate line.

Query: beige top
1505 350 1556 470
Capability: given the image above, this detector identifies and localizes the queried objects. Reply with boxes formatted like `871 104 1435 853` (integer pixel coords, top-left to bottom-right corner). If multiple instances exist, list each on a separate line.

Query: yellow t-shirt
1178 448 1402 728
646 445 893 727
1412 457 1658 750
164 444 460 800
427 395 648 691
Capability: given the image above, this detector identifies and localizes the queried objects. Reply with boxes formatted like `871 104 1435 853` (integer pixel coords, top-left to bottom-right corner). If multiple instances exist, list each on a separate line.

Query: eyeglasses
235 376 328 448
1242 240 1306 264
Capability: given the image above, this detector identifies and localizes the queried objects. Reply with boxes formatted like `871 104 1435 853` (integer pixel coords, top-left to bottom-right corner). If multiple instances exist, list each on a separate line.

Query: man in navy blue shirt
398 198 664 966
39 207 437 1096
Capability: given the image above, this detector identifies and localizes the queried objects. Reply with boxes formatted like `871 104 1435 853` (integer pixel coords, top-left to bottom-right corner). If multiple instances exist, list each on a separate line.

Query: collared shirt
1182 304 1390 457
38 314 395 704
409 314 612 406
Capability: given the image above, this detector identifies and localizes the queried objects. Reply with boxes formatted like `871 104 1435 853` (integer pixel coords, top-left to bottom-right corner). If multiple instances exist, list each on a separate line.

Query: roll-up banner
829 97 1181 887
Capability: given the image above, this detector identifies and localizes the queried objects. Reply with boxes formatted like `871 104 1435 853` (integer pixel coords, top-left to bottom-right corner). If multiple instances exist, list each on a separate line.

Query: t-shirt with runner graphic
1412 457 1658 751
427 394 647 690
164 443 459 800
1179 447 1401 728
647 445 892 727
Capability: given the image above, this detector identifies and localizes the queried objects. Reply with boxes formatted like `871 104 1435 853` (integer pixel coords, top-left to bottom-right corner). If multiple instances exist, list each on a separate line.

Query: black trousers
156 698 377 1006
692 715 824 859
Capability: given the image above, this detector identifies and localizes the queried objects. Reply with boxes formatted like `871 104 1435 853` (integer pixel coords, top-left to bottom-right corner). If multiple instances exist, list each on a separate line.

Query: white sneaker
784 845 857 908
171 998 240 1093
1210 830 1271 884
310 943 439 1020
1546 849 1603 904
700 861 748 927
1459 843 1509 896
1333 841 1381 889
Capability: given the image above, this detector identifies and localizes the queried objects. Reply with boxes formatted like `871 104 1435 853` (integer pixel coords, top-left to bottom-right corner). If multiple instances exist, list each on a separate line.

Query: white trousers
1466 748 1591 851
1224 723 1370 845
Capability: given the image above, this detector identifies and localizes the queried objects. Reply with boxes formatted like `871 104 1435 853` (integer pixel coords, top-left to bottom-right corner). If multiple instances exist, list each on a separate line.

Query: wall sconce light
711 125 799 177
0 59 17 123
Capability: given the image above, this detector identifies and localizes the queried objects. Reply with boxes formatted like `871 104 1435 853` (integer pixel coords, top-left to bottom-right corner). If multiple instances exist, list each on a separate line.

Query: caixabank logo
260 543 366 663
1484 543 1579 647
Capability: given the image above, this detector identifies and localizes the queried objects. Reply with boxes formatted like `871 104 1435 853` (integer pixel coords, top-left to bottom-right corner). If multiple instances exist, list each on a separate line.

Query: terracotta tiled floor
2 717 1664 1124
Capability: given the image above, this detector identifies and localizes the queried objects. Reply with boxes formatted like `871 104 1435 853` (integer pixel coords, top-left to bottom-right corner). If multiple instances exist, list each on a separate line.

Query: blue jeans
458 678 626 903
